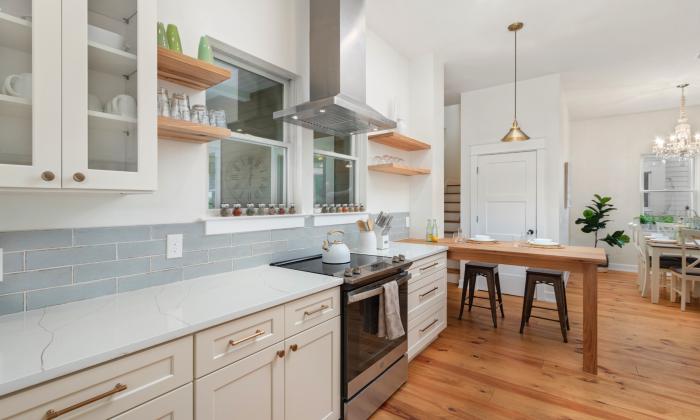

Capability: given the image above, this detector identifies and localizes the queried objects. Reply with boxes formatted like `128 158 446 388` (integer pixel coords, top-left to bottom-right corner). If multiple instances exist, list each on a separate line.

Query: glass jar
191 104 209 125
342 204 348 213
359 203 365 212
329 204 337 213
220 204 232 217
314 204 321 214
321 205 328 214
268 204 277 215
278 204 286 215
289 203 296 214
256 204 266 216
233 204 242 216
245 203 255 216
158 88 170 117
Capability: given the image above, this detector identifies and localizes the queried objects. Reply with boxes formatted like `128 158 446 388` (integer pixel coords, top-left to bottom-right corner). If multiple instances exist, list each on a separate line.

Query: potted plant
575 194 630 271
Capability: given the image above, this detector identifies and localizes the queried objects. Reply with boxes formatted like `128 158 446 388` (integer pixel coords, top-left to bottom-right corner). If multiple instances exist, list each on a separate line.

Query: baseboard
608 263 638 273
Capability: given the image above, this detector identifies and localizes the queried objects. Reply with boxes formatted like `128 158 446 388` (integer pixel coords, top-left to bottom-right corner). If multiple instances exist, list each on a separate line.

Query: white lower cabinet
112 383 193 420
195 342 286 420
407 252 448 360
285 317 341 420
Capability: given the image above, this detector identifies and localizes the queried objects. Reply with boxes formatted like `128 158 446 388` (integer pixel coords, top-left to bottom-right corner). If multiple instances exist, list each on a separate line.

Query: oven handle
347 273 409 304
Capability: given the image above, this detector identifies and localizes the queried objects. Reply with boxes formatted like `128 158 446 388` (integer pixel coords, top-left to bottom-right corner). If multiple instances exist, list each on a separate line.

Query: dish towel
377 280 405 340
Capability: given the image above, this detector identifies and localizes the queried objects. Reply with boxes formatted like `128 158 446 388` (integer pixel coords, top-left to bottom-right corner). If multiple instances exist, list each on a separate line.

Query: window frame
313 134 359 205
207 39 297 211
639 154 696 216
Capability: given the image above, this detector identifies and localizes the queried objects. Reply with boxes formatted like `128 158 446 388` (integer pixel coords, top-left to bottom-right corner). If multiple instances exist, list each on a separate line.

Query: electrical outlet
166 234 183 259
405 216 410 228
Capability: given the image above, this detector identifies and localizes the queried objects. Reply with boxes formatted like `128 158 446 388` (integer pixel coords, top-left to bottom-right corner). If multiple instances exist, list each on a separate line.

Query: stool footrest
531 305 557 312
528 314 562 323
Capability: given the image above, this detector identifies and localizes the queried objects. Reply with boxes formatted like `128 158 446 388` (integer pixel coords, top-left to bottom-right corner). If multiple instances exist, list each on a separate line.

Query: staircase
444 184 461 283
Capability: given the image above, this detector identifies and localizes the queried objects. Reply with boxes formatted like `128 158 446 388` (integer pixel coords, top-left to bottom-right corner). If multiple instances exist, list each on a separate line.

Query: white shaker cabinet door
0 0 61 188
284 317 341 420
195 341 285 420
61 0 157 191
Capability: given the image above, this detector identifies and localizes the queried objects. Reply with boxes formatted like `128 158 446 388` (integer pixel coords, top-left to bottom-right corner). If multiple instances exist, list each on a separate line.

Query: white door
285 317 341 420
473 151 537 296
61 0 157 191
0 1 62 188
195 342 285 420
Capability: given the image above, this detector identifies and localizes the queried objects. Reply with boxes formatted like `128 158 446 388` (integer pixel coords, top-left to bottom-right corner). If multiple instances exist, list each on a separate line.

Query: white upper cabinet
0 0 61 188
0 0 156 191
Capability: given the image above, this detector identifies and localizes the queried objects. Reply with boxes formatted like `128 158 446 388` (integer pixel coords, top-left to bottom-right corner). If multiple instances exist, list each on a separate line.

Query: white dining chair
669 228 700 311
629 222 647 292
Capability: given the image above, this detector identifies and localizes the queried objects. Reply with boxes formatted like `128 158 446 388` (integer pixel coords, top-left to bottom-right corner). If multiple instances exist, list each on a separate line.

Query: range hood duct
273 0 396 136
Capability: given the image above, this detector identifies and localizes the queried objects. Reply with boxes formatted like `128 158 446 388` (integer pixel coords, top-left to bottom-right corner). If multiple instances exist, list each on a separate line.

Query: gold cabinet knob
289 344 298 352
276 350 286 358
41 171 55 181
73 172 86 182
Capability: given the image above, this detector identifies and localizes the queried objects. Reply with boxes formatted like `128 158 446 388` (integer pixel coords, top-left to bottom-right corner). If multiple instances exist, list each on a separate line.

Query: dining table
401 238 607 375
644 237 700 304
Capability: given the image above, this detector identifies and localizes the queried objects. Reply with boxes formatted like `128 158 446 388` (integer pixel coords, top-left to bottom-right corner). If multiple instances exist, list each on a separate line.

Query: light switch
166 234 183 259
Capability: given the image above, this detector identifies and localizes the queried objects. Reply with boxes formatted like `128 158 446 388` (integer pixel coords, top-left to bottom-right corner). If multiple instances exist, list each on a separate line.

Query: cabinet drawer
408 269 446 320
285 287 340 337
0 336 192 419
195 306 285 378
408 252 447 285
408 301 446 360
111 383 193 420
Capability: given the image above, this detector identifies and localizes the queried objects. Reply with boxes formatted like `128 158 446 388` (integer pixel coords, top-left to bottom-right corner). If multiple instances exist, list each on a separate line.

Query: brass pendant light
501 22 530 142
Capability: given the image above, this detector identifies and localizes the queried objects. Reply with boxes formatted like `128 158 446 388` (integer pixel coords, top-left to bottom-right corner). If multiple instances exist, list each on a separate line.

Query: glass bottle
431 218 439 242
425 219 433 242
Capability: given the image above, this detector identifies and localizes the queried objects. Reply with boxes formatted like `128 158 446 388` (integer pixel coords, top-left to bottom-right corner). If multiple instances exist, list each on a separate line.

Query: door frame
469 138 546 237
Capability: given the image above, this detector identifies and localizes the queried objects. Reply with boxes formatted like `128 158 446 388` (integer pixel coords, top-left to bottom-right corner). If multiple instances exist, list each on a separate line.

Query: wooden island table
402 238 607 374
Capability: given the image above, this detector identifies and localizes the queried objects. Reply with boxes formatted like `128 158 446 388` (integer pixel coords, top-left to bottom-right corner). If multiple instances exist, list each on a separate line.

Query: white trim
313 149 358 161
313 213 369 226
469 138 546 156
204 214 305 235
608 263 638 273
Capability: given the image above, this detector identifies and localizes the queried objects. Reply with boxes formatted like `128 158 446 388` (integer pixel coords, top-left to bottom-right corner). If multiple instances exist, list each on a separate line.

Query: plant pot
598 253 609 272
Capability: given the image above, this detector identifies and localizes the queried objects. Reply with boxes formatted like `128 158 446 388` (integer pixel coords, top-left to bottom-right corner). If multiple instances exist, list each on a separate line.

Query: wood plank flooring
372 271 700 419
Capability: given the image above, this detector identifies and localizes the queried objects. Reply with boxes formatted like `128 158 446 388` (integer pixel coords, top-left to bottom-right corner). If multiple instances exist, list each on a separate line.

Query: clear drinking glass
158 88 170 118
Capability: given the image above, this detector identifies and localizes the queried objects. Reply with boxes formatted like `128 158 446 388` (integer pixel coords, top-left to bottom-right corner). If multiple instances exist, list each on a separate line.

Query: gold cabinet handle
419 262 439 271
290 344 298 352
303 304 329 317
229 329 265 346
277 350 286 358
73 172 86 182
419 319 439 333
41 171 55 181
45 383 127 419
419 287 439 299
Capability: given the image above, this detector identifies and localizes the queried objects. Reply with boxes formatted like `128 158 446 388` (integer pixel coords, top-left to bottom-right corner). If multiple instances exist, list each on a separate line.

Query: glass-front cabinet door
0 0 61 188
61 0 156 190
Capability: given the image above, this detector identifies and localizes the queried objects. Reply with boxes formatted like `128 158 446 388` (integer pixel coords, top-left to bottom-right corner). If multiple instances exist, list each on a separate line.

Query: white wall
569 105 700 266
460 74 567 242
0 1 430 232
444 104 460 185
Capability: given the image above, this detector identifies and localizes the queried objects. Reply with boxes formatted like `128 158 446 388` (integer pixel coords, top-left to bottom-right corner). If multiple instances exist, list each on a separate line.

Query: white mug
3 73 32 99
106 94 137 118
88 94 102 112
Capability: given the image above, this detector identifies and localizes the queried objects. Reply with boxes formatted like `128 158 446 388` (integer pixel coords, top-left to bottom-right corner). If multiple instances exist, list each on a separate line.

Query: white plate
528 239 559 246
469 237 496 242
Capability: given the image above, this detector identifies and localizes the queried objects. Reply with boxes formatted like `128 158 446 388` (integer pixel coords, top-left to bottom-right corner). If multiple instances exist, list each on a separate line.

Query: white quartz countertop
351 241 448 261
0 265 342 396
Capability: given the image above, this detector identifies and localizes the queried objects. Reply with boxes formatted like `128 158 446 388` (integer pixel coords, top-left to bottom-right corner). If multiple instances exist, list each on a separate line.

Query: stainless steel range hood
273 0 396 136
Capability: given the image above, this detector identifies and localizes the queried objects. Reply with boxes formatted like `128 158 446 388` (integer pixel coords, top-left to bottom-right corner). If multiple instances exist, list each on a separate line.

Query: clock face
223 153 270 203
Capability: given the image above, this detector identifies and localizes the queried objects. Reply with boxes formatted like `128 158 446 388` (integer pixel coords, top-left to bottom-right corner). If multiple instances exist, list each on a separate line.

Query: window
640 155 695 217
314 132 357 205
207 55 290 209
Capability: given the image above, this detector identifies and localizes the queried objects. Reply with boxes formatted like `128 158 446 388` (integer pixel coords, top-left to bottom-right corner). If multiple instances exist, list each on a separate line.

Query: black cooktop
271 253 412 288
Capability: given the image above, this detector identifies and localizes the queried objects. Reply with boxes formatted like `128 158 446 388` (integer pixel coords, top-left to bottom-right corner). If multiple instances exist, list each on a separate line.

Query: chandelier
652 83 700 160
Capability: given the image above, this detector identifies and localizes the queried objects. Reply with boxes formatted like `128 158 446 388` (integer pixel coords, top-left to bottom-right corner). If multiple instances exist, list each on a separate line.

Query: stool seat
520 269 570 342
459 262 504 327
526 268 563 277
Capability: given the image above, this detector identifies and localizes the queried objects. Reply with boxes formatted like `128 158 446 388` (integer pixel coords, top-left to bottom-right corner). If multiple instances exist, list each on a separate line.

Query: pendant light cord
514 29 517 121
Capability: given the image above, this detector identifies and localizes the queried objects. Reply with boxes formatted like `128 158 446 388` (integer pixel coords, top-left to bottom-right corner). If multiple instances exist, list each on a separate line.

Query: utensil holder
358 231 377 251
376 231 390 250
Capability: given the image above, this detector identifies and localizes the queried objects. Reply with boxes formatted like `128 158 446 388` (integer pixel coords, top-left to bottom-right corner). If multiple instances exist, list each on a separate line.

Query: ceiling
366 0 700 120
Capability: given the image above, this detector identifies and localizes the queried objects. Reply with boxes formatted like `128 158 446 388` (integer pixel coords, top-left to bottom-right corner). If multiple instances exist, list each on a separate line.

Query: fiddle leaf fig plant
575 194 630 248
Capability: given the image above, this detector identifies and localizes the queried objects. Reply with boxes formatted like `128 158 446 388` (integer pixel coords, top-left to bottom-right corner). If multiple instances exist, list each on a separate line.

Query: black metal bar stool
459 262 504 328
520 268 570 342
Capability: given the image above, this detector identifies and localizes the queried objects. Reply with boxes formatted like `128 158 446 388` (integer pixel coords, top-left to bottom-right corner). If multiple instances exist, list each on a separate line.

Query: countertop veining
0 265 342 396
351 241 448 261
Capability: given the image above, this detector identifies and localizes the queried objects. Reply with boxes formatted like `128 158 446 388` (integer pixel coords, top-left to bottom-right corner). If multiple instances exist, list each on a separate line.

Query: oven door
343 271 409 399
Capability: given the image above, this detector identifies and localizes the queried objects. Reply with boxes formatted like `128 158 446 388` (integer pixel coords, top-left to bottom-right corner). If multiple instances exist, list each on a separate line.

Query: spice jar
321 205 328 214
278 204 286 215
233 204 242 216
289 203 296 214
220 204 232 217
342 204 349 213
329 204 337 213
359 203 365 212
268 204 277 215
257 204 267 216
245 203 256 216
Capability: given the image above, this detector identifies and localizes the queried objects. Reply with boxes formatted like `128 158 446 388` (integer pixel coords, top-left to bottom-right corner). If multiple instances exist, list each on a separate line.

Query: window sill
313 212 369 227
203 214 306 235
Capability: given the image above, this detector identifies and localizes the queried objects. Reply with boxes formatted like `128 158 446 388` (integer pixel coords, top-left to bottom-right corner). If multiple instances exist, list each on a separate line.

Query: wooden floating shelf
157 47 231 90
368 163 431 176
158 117 231 143
368 131 430 151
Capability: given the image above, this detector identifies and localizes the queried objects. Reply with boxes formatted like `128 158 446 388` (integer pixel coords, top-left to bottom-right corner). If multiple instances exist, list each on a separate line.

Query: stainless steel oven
342 270 409 420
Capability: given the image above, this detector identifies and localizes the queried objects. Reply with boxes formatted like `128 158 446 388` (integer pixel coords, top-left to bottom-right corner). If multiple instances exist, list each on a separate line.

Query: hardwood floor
372 271 700 419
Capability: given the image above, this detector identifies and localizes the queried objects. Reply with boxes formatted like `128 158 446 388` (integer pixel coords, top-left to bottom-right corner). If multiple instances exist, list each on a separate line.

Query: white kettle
321 230 351 264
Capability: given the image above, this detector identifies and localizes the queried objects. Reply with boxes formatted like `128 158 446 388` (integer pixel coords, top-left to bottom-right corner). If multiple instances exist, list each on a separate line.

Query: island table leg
582 262 598 374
